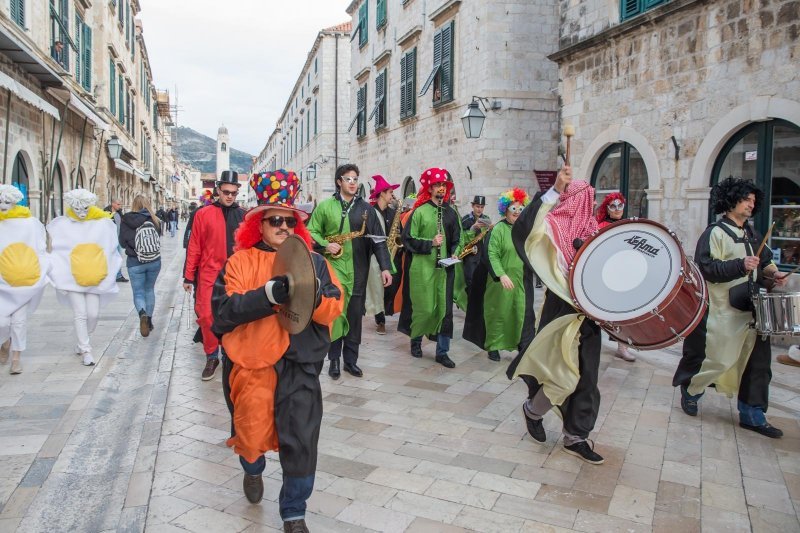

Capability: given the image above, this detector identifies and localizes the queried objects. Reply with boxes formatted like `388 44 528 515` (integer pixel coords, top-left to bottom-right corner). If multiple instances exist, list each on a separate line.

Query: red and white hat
419 167 453 192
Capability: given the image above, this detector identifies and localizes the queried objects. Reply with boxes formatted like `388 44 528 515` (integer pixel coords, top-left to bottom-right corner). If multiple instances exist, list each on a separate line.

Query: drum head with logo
570 220 683 322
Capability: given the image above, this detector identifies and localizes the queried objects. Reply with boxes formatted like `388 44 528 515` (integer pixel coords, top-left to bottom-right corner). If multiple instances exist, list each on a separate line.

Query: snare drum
569 219 708 350
754 290 800 335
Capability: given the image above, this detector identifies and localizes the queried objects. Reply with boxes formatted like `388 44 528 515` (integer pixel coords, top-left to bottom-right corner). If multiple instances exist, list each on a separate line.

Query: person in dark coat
460 195 491 292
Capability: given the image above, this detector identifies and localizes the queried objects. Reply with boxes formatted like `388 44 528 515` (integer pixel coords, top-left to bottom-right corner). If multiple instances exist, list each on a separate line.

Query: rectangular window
376 0 386 29
400 48 416 119
314 57 318 74
153 103 157 130
75 18 92 92
306 112 311 145
74 14 82 85
369 69 387 130
313 100 317 136
109 59 116 114
11 0 25 28
358 2 368 47
50 0 72 70
420 21 454 105
118 73 124 123
300 120 303 148
621 0 667 21
118 0 124 25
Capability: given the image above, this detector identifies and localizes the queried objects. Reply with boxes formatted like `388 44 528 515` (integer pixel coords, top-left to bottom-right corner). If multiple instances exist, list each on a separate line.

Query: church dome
218 124 228 135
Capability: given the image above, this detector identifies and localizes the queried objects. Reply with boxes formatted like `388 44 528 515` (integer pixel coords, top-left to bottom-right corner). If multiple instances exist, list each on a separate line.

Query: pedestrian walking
184 171 245 381
212 172 343 532
120 195 162 337
104 199 128 282
167 206 179 238
0 185 50 374
47 189 121 366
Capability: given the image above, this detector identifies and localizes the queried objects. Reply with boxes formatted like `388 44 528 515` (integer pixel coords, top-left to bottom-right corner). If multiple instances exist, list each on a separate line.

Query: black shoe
535 281 542 288
740 421 784 439
148 317 154 331
488 351 500 361
139 310 150 338
680 385 698 416
523 407 546 442
563 440 604 464
435 354 456 368
328 359 341 380
283 519 309 533
201 358 220 381
343 362 363 377
243 474 263 503
116 276 129 282
410 343 423 358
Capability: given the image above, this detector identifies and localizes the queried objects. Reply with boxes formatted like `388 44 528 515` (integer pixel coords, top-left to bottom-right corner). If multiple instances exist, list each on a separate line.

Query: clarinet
435 204 444 268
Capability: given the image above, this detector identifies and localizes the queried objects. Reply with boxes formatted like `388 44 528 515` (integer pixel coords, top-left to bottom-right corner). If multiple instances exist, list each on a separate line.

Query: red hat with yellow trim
246 170 308 221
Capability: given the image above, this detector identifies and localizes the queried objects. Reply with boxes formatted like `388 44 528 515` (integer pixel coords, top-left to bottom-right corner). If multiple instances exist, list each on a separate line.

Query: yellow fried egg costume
47 206 121 307
0 206 51 318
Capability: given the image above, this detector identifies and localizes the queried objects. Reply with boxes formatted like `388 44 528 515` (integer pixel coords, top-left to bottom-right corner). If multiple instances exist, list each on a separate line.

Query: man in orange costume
184 171 245 381
212 171 343 533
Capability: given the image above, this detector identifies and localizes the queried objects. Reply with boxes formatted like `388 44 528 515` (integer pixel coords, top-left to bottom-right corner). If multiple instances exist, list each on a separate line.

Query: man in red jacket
184 171 245 380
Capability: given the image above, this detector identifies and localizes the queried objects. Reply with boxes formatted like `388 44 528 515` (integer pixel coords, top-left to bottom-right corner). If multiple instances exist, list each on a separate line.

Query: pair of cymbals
273 235 318 334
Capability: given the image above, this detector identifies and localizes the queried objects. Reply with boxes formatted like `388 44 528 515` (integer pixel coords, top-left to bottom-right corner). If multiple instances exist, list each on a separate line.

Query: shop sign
745 151 758 161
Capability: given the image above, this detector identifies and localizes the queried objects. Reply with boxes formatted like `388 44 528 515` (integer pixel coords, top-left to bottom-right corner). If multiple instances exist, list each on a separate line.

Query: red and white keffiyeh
545 180 598 268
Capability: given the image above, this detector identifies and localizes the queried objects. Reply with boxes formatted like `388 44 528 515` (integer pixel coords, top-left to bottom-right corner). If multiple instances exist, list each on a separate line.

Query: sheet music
438 257 461 267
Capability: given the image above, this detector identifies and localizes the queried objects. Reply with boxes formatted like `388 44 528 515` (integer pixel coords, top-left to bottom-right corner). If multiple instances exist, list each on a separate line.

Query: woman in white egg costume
0 185 50 374
47 189 121 366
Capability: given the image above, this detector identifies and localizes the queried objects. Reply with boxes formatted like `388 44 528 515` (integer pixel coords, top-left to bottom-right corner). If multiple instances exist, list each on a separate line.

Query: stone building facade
0 0 181 221
252 23 352 205
552 0 800 266
343 0 560 211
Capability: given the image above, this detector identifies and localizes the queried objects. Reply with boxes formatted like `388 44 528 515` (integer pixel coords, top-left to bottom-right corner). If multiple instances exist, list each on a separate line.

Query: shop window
11 153 29 207
712 119 800 269
591 142 649 218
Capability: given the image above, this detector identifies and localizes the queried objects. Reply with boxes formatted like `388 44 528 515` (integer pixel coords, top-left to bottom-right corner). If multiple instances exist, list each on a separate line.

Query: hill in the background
172 126 253 174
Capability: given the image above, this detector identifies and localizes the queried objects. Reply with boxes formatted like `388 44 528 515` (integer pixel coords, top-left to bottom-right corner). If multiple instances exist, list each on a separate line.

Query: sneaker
82 352 95 367
523 406 546 442
488 351 500 361
563 440 604 464
283 519 309 533
740 421 784 439
139 310 150 338
202 358 220 381
435 354 456 368
376 323 386 335
680 385 698 416
242 474 263 503
614 344 635 362
116 276 129 282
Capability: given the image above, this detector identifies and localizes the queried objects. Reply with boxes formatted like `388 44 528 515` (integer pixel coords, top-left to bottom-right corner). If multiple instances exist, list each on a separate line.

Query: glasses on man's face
508 205 524 214
263 215 298 228
608 201 625 211
220 189 239 197
341 176 359 184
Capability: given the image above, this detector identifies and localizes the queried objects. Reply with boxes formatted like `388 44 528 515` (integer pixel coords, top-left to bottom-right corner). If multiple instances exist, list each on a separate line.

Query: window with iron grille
620 0 668 21
419 21 454 106
368 69 387 130
400 48 416 119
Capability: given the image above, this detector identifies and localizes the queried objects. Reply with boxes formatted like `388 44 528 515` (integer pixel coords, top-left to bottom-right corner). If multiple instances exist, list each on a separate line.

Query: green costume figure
463 188 535 362
398 168 461 368
307 164 392 380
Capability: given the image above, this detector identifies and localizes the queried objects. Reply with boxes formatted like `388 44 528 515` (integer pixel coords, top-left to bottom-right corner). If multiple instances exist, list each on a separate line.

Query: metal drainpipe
334 33 339 171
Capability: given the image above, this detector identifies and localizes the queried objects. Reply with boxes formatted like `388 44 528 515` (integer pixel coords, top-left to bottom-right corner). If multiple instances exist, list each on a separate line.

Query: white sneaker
614 343 635 362
82 352 95 366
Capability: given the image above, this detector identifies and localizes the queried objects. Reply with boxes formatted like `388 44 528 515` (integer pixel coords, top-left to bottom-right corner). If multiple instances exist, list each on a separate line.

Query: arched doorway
401 176 416 198
712 119 800 269
11 153 30 206
591 142 649 218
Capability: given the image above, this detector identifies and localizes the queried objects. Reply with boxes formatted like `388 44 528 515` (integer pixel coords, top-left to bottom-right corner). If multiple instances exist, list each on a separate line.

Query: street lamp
306 163 317 181
106 135 123 159
461 98 486 139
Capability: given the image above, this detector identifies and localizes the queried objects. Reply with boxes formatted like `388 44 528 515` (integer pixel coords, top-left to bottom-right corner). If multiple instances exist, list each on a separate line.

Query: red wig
596 192 627 223
234 211 313 251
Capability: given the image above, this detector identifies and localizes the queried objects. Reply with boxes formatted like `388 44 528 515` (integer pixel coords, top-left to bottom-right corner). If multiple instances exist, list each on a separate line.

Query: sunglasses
220 190 239 197
263 215 298 228
508 205 524 214
340 176 359 184
608 201 625 211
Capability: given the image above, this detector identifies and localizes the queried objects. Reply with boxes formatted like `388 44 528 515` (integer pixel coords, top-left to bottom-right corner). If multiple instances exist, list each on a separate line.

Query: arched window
11 153 29 207
221 142 227 152
401 176 416 198
75 168 85 189
591 142 649 218
52 165 64 217
712 119 800 269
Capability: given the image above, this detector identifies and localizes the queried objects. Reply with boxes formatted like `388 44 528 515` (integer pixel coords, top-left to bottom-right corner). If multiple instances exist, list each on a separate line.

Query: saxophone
458 221 496 260
387 204 403 262
326 212 368 259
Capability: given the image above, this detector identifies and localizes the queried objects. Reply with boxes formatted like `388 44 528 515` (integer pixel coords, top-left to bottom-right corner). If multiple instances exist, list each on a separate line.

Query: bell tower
216 124 230 178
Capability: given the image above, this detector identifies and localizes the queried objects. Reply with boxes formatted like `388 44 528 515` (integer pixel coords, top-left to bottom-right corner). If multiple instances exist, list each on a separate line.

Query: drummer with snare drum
507 166 607 465
211 171 344 531
672 177 786 438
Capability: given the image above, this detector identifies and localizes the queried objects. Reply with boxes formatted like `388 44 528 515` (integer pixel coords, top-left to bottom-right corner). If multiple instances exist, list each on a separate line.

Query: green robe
483 221 526 351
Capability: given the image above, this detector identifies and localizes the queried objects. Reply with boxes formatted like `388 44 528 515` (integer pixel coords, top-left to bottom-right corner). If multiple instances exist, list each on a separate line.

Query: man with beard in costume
184 171 245 381
673 177 786 438
507 166 606 464
212 171 343 533
307 164 392 379
398 168 461 368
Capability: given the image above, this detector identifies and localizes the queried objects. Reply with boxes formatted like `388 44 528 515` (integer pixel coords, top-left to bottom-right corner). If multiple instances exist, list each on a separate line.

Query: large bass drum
568 219 708 350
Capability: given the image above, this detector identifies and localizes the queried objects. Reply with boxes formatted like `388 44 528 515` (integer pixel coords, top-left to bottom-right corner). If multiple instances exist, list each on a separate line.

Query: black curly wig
710 177 763 215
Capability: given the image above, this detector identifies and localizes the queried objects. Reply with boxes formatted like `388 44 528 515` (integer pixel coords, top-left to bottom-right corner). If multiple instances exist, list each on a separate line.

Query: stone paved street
1 230 800 532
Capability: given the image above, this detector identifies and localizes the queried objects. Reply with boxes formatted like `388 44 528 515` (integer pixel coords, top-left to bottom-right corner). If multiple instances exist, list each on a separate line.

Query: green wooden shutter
11 0 24 27
440 21 454 103
400 53 407 118
314 100 318 135
110 60 116 114
118 74 124 123
376 0 386 28
358 85 367 136
306 112 310 144
420 31 442 96
358 2 368 47
621 0 642 20
644 0 664 7
83 26 92 91
408 48 416 116
74 15 82 84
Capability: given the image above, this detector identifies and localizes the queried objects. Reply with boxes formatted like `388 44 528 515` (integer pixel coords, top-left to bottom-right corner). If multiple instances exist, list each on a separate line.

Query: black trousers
673 310 772 409
462 255 479 293
328 293 365 364
508 291 602 439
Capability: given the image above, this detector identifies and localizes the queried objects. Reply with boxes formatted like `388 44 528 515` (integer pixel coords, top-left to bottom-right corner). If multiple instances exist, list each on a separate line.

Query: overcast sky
139 0 352 155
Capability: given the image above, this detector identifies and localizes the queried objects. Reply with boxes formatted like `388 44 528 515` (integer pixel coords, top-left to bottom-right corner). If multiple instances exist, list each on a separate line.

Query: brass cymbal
273 234 318 334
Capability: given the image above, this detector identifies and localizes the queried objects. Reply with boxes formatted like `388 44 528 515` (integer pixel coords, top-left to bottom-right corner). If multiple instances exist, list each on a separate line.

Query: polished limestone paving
1 232 799 532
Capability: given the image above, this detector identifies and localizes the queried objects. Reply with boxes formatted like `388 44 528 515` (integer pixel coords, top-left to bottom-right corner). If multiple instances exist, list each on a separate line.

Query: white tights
66 291 100 354
0 303 28 351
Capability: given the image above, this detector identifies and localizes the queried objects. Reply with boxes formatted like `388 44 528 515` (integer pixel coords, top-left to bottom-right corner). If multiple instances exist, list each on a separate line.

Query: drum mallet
563 124 575 167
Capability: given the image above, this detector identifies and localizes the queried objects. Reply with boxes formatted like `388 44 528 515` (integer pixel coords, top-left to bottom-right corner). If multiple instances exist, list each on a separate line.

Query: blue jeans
169 220 177 237
127 259 161 316
412 335 451 356
240 456 314 521
738 400 767 426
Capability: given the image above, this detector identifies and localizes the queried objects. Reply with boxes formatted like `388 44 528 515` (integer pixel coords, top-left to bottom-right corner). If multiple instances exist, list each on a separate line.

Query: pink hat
369 174 399 200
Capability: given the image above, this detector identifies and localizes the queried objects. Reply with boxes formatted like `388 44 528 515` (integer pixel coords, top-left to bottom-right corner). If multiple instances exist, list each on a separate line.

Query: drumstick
778 264 800 279
754 221 775 258
563 124 575 167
